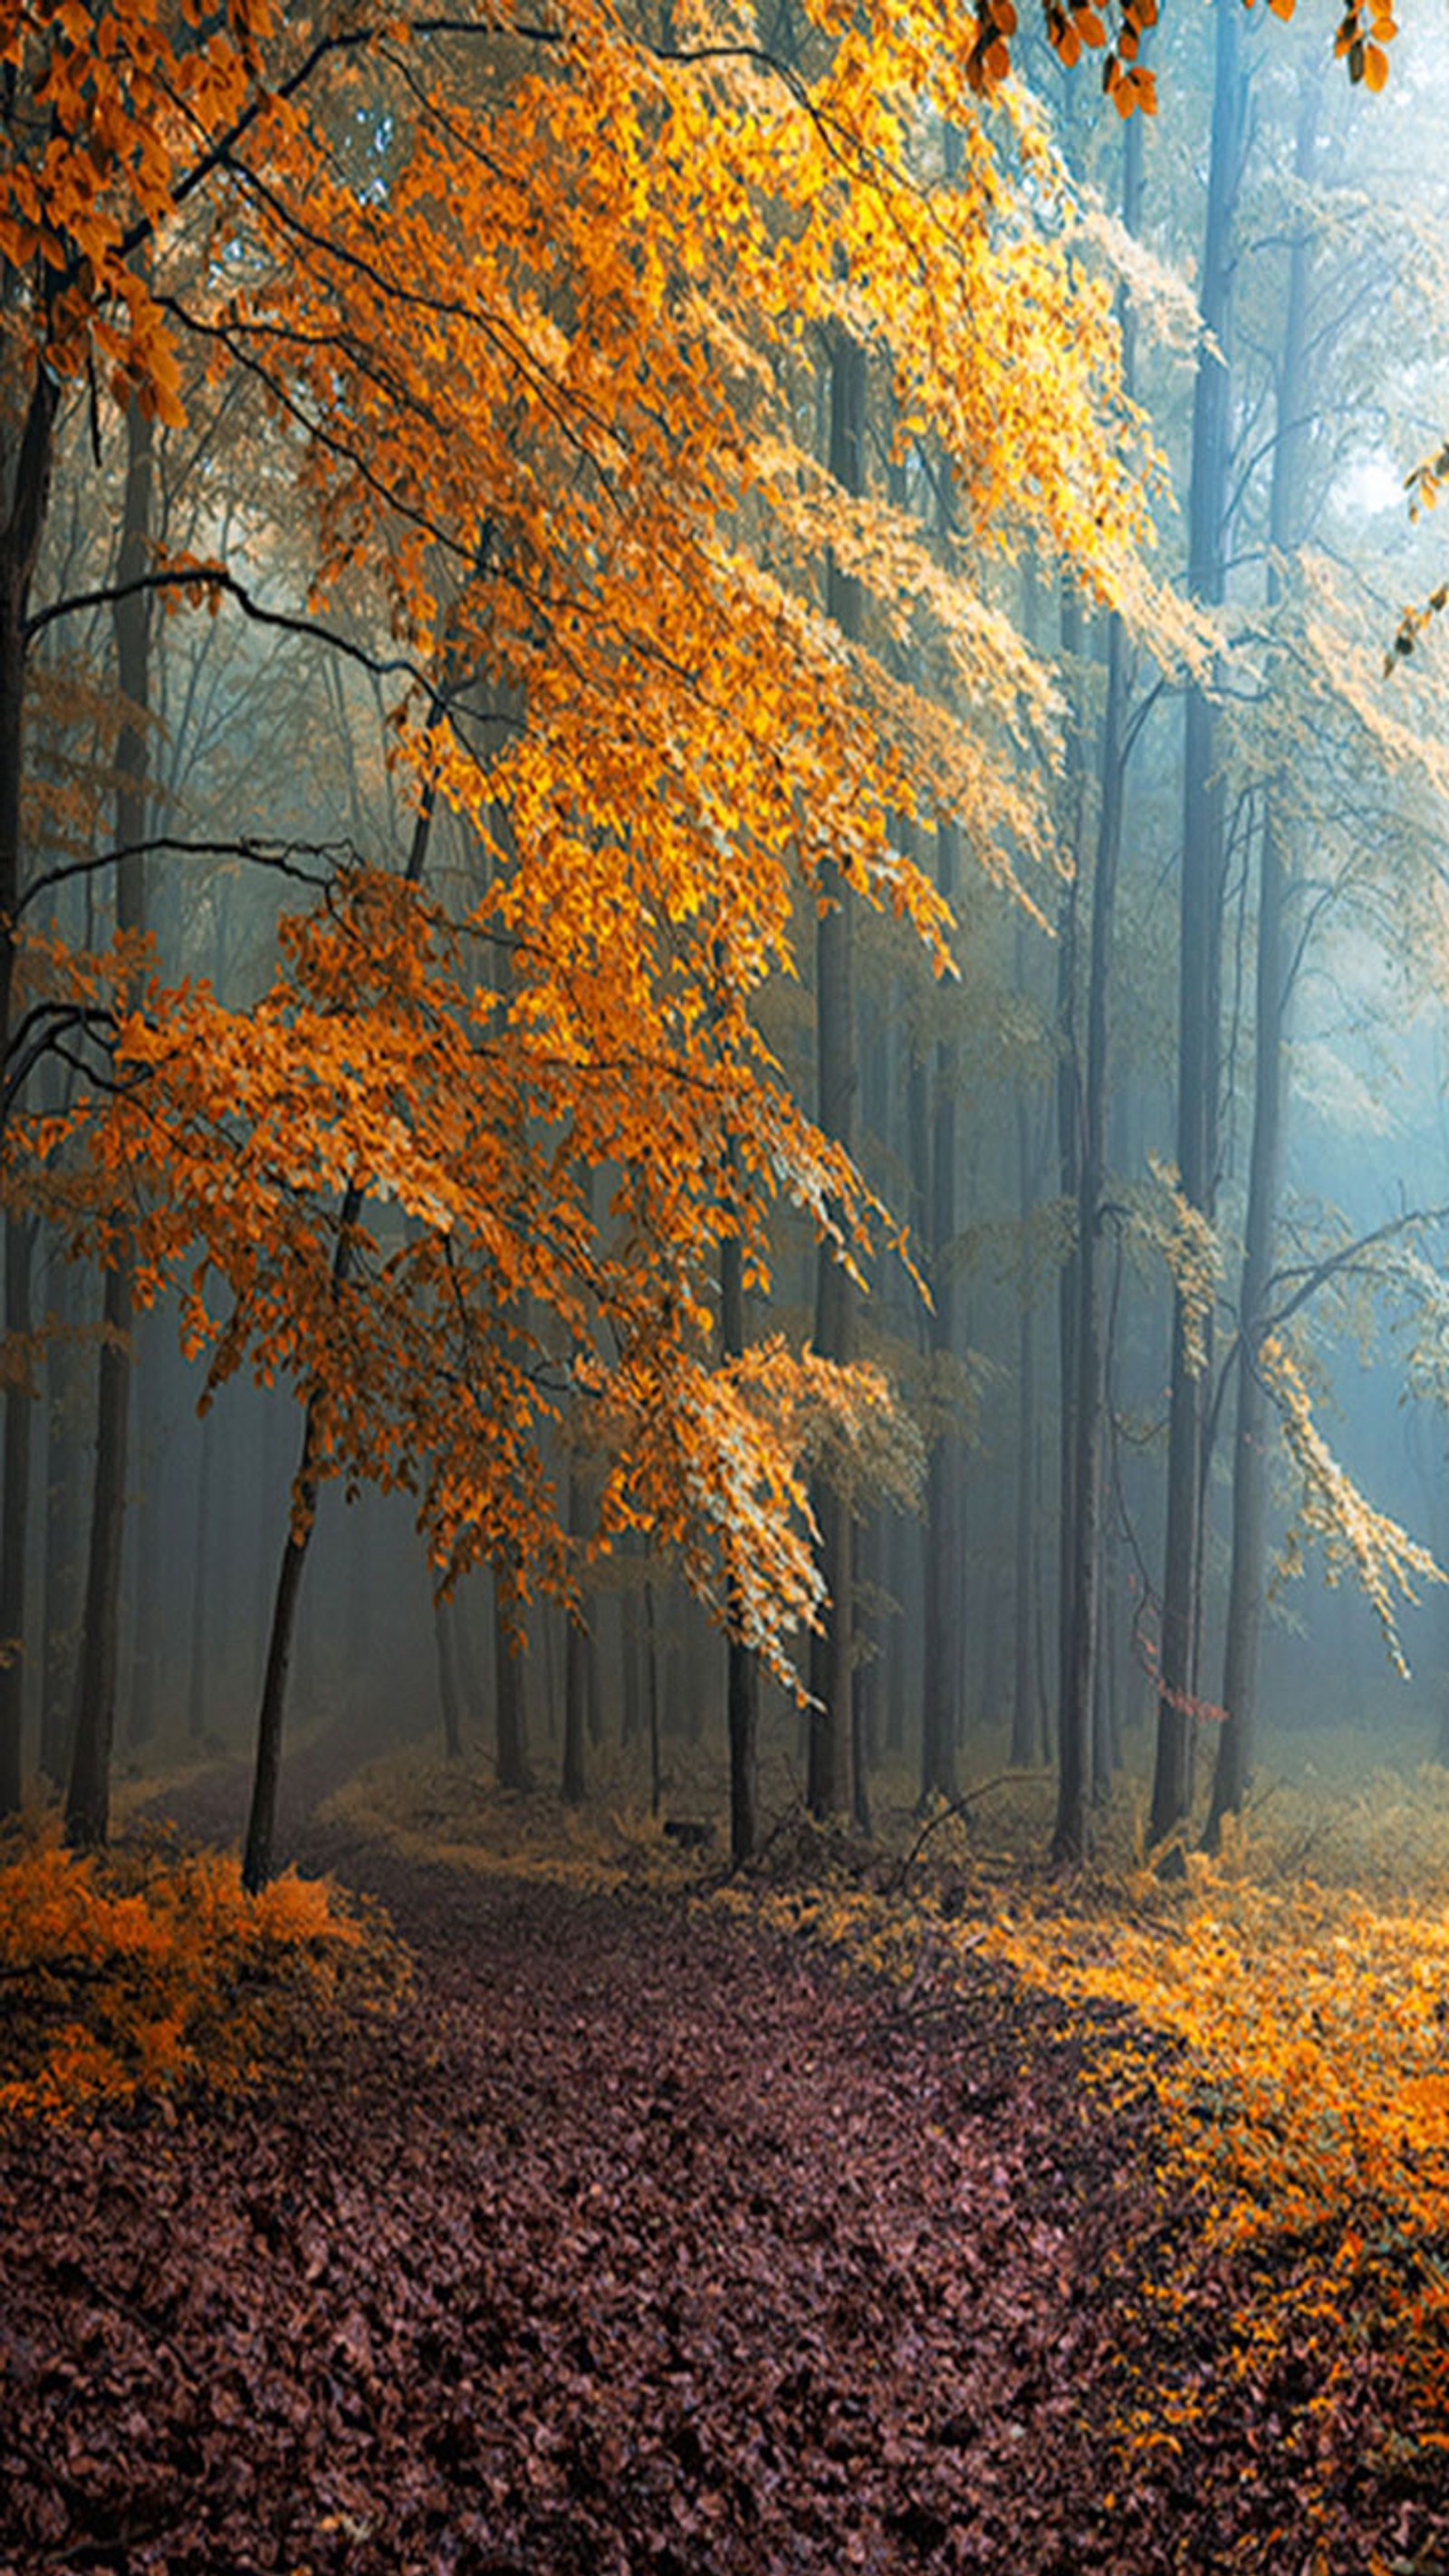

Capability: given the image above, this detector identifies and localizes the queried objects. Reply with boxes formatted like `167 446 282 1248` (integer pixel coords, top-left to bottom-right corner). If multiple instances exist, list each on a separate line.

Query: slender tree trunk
0 365 58 1120
561 1610 589 1804
561 1471 590 1808
493 1555 533 1793
921 822 961 1803
1012 1071 1041 1768
126 1310 162 1749
65 393 153 1850
1149 0 1244 1845
1205 89 1314 1843
720 1222 759 1861
620 1580 641 1750
1055 614 1128 1860
435 1596 463 1761
187 1406 217 1741
39 1249 82 1783
808 325 864 1821
0 1211 34 1810
1204 817 1285 1846
643 1573 662 1816
1055 593 1085 1759
2 365 61 1809
243 730 446 1889
452 1576 487 1730
886 1505 907 1755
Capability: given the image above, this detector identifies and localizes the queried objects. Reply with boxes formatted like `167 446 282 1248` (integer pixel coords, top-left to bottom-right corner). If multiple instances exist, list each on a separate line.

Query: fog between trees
5 0 1449 1874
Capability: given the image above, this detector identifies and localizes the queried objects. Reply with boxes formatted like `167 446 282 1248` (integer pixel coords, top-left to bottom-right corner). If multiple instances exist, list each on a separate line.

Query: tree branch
1264 1203 1449 1335
25 564 430 694
16 836 350 919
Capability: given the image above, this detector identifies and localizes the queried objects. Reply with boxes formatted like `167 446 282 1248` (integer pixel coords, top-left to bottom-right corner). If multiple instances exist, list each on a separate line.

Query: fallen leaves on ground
4 1829 1447 2573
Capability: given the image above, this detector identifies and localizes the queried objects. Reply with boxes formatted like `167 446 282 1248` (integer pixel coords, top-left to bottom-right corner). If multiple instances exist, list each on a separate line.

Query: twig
887 1775 1022 1896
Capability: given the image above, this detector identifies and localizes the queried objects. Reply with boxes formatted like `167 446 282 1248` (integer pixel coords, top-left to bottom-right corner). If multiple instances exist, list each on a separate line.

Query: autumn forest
5 0 1449 2566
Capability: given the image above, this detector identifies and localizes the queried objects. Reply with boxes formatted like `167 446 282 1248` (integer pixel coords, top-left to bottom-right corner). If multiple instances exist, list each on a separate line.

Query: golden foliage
0 1822 400 2121
5 0 1187 1677
1262 1335 1444 1677
708 1754 1449 2476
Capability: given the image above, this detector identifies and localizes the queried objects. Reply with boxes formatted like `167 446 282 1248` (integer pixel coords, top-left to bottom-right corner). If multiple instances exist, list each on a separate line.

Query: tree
1147 0 1247 1847
4 0 1167 1869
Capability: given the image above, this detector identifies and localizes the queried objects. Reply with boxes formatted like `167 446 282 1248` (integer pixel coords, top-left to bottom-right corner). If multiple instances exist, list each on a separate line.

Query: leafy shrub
0 1822 401 2119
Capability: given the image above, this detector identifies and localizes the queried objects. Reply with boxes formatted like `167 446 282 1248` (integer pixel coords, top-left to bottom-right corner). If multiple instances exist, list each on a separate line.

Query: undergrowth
720 1759 1449 2516
319 1731 1449 2501
0 1821 405 2121
321 1746 716 1893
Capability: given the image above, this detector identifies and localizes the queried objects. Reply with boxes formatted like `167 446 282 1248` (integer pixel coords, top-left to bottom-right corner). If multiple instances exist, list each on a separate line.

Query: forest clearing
11 0 1449 2562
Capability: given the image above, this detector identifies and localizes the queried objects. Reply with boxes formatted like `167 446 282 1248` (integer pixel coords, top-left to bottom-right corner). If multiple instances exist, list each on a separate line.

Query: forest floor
3 1739 1448 2574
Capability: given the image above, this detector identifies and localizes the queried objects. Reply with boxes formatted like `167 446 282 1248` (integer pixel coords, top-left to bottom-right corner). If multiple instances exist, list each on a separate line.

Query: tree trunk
64 393 153 1850
720 1223 759 1862
435 1596 463 1761
1205 85 1314 1846
808 324 864 1821
561 1468 590 1808
1054 591 1086 1764
0 364 58 1121
643 1573 662 1816
1204 817 1286 1845
452 1576 487 1729
187 1404 216 1742
1055 612 1128 1860
1149 0 1244 1846
0 1211 34 1811
39 1249 82 1784
125 1309 162 1750
243 726 446 1888
1011 1064 1041 1769
1 364 60 1811
494 1555 533 1793
921 821 962 1805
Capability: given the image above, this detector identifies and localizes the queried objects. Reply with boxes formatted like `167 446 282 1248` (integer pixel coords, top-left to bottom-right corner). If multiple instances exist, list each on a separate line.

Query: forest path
0 1802 1195 2576
5 1767 1415 2572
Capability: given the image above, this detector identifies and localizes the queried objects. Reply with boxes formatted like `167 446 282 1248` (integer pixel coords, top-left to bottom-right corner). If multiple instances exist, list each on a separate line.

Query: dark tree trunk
39 1250 82 1784
1055 615 1128 1860
126 1310 162 1749
921 822 961 1805
643 1574 662 1816
885 1504 908 1755
1011 1062 1041 1769
1205 86 1314 1845
1054 97 1147 1857
720 1224 759 1862
1054 591 1085 1761
65 394 153 1850
561 1469 590 1808
493 1556 533 1793
452 1576 488 1729
562 1609 589 1805
0 364 58 1119
243 735 445 1888
1204 819 1286 1846
1149 0 1244 1845
808 324 864 1821
187 1406 216 1742
435 1597 463 1762
0 1211 34 1812
1 365 60 1812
